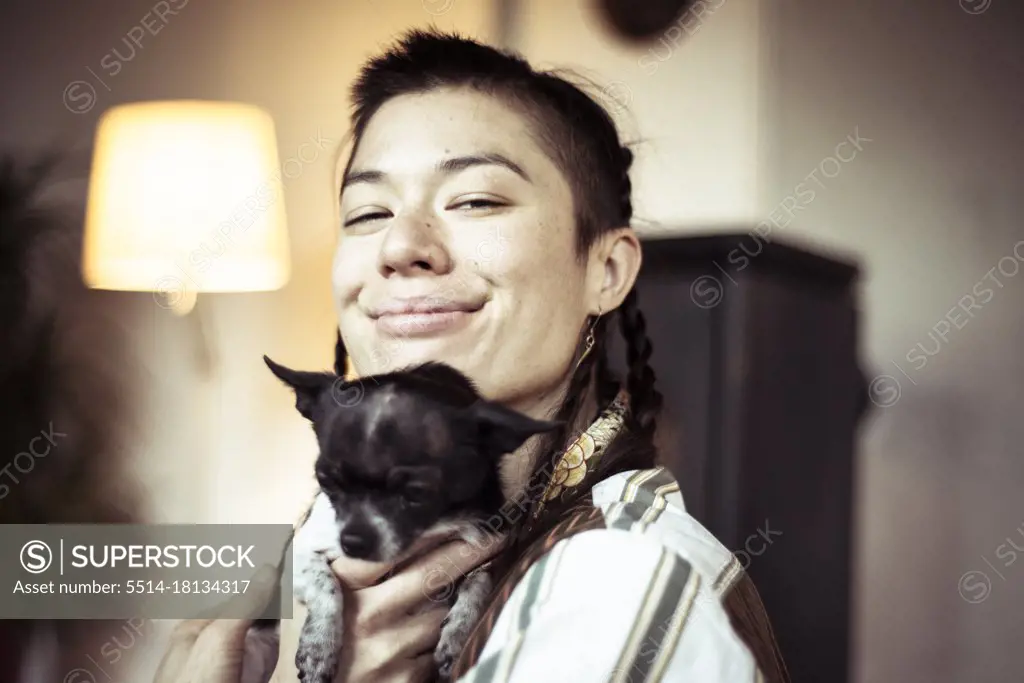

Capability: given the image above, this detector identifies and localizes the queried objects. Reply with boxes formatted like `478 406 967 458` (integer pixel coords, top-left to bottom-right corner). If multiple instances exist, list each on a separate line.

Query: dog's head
264 356 559 562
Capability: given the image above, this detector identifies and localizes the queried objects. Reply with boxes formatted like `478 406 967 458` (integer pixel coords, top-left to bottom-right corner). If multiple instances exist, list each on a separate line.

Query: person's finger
412 537 503 579
152 647 190 683
331 530 503 593
193 618 252 654
185 619 253 682
348 596 447 660
156 566 278 683
152 619 219 683
372 539 500 612
343 569 415 637
331 553 398 591
380 653 436 683
171 618 216 642
194 563 281 621
388 606 448 661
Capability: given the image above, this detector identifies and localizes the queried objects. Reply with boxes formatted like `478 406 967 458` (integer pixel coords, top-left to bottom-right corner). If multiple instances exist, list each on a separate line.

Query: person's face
332 88 593 415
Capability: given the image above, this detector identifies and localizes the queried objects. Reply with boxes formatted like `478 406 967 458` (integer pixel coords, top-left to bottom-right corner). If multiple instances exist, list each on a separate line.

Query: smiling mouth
369 298 485 338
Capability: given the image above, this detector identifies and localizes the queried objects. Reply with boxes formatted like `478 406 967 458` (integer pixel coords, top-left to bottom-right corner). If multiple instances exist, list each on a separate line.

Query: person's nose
377 208 453 278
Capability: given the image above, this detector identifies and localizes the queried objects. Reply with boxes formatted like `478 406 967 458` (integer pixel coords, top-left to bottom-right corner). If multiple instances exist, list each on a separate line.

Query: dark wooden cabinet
614 232 864 683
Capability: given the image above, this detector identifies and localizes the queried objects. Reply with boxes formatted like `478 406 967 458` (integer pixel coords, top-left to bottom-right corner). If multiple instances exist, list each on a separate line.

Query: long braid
594 342 619 407
615 145 662 441
618 290 662 440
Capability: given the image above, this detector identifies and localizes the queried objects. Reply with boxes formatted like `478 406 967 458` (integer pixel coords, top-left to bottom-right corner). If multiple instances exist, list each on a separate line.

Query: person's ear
263 356 335 422
468 400 562 457
586 227 642 315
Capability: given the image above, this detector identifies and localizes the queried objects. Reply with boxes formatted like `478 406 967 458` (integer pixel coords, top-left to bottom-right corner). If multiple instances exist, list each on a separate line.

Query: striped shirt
453 467 775 682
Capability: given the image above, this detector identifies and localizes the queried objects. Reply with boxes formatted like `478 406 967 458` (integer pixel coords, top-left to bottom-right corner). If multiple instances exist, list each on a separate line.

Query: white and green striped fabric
457 467 764 683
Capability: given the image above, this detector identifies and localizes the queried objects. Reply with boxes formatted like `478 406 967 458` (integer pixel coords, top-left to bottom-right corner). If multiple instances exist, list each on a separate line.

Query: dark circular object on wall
592 0 696 43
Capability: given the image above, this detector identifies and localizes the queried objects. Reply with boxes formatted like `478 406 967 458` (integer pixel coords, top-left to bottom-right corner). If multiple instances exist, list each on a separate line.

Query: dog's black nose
340 530 373 559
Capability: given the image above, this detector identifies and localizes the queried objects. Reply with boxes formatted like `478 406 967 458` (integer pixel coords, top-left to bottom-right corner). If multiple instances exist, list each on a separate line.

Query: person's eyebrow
340 168 385 193
340 153 531 195
437 154 531 182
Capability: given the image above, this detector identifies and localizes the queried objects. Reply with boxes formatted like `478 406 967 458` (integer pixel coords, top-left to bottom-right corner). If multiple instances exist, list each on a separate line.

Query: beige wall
517 0 764 229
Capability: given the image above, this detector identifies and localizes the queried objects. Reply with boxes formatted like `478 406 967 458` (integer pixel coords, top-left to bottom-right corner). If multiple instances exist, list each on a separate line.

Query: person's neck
497 373 599 501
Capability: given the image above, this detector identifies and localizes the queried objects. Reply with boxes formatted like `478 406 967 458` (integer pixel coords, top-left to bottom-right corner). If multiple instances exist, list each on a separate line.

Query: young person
155 30 788 683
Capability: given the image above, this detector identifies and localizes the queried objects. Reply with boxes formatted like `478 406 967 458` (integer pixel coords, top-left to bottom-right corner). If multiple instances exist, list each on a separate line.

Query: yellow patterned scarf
532 387 631 519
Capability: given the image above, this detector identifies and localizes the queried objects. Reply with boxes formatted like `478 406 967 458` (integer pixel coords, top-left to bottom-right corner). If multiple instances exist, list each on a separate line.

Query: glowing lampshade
82 100 290 313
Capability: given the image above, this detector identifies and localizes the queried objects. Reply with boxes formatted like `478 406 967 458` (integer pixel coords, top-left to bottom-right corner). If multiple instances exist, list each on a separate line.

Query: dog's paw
295 639 338 683
434 647 456 683
434 611 476 681
434 567 492 680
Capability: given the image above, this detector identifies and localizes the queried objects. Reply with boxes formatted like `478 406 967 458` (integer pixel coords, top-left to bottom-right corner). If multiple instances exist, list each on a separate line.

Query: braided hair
335 29 664 564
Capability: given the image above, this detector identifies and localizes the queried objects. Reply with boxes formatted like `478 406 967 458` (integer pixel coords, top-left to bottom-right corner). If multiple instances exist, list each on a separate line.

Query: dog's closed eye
389 466 442 506
388 465 441 488
403 482 433 507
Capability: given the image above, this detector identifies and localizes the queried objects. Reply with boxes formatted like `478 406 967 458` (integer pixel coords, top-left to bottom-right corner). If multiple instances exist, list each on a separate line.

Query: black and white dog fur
241 358 559 683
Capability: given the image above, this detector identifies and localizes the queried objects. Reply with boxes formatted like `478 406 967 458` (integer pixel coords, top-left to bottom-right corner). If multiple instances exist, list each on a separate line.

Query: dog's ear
468 400 562 456
263 355 335 421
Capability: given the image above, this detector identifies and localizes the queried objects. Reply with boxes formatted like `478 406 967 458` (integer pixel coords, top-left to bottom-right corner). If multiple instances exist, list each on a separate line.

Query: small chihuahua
242 357 559 683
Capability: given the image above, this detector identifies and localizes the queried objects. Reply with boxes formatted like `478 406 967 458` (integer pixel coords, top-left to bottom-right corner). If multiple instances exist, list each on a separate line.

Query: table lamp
81 100 291 315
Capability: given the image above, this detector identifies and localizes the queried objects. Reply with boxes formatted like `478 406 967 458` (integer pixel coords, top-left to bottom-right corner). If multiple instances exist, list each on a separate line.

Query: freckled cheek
445 228 507 280
465 225 565 283
488 264 584 345
469 221 520 267
504 241 580 292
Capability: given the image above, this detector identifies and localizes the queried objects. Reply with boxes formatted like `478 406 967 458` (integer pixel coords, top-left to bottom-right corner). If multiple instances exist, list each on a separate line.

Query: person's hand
153 565 280 683
276 538 499 683
153 619 256 683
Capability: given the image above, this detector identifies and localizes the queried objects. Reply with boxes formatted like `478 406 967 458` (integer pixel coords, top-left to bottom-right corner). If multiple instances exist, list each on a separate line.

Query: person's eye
448 196 506 212
343 208 391 229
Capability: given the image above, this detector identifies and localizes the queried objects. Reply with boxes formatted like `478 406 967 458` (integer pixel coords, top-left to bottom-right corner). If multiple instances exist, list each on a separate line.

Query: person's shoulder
484 466 744 639
588 467 745 596
468 474 760 681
